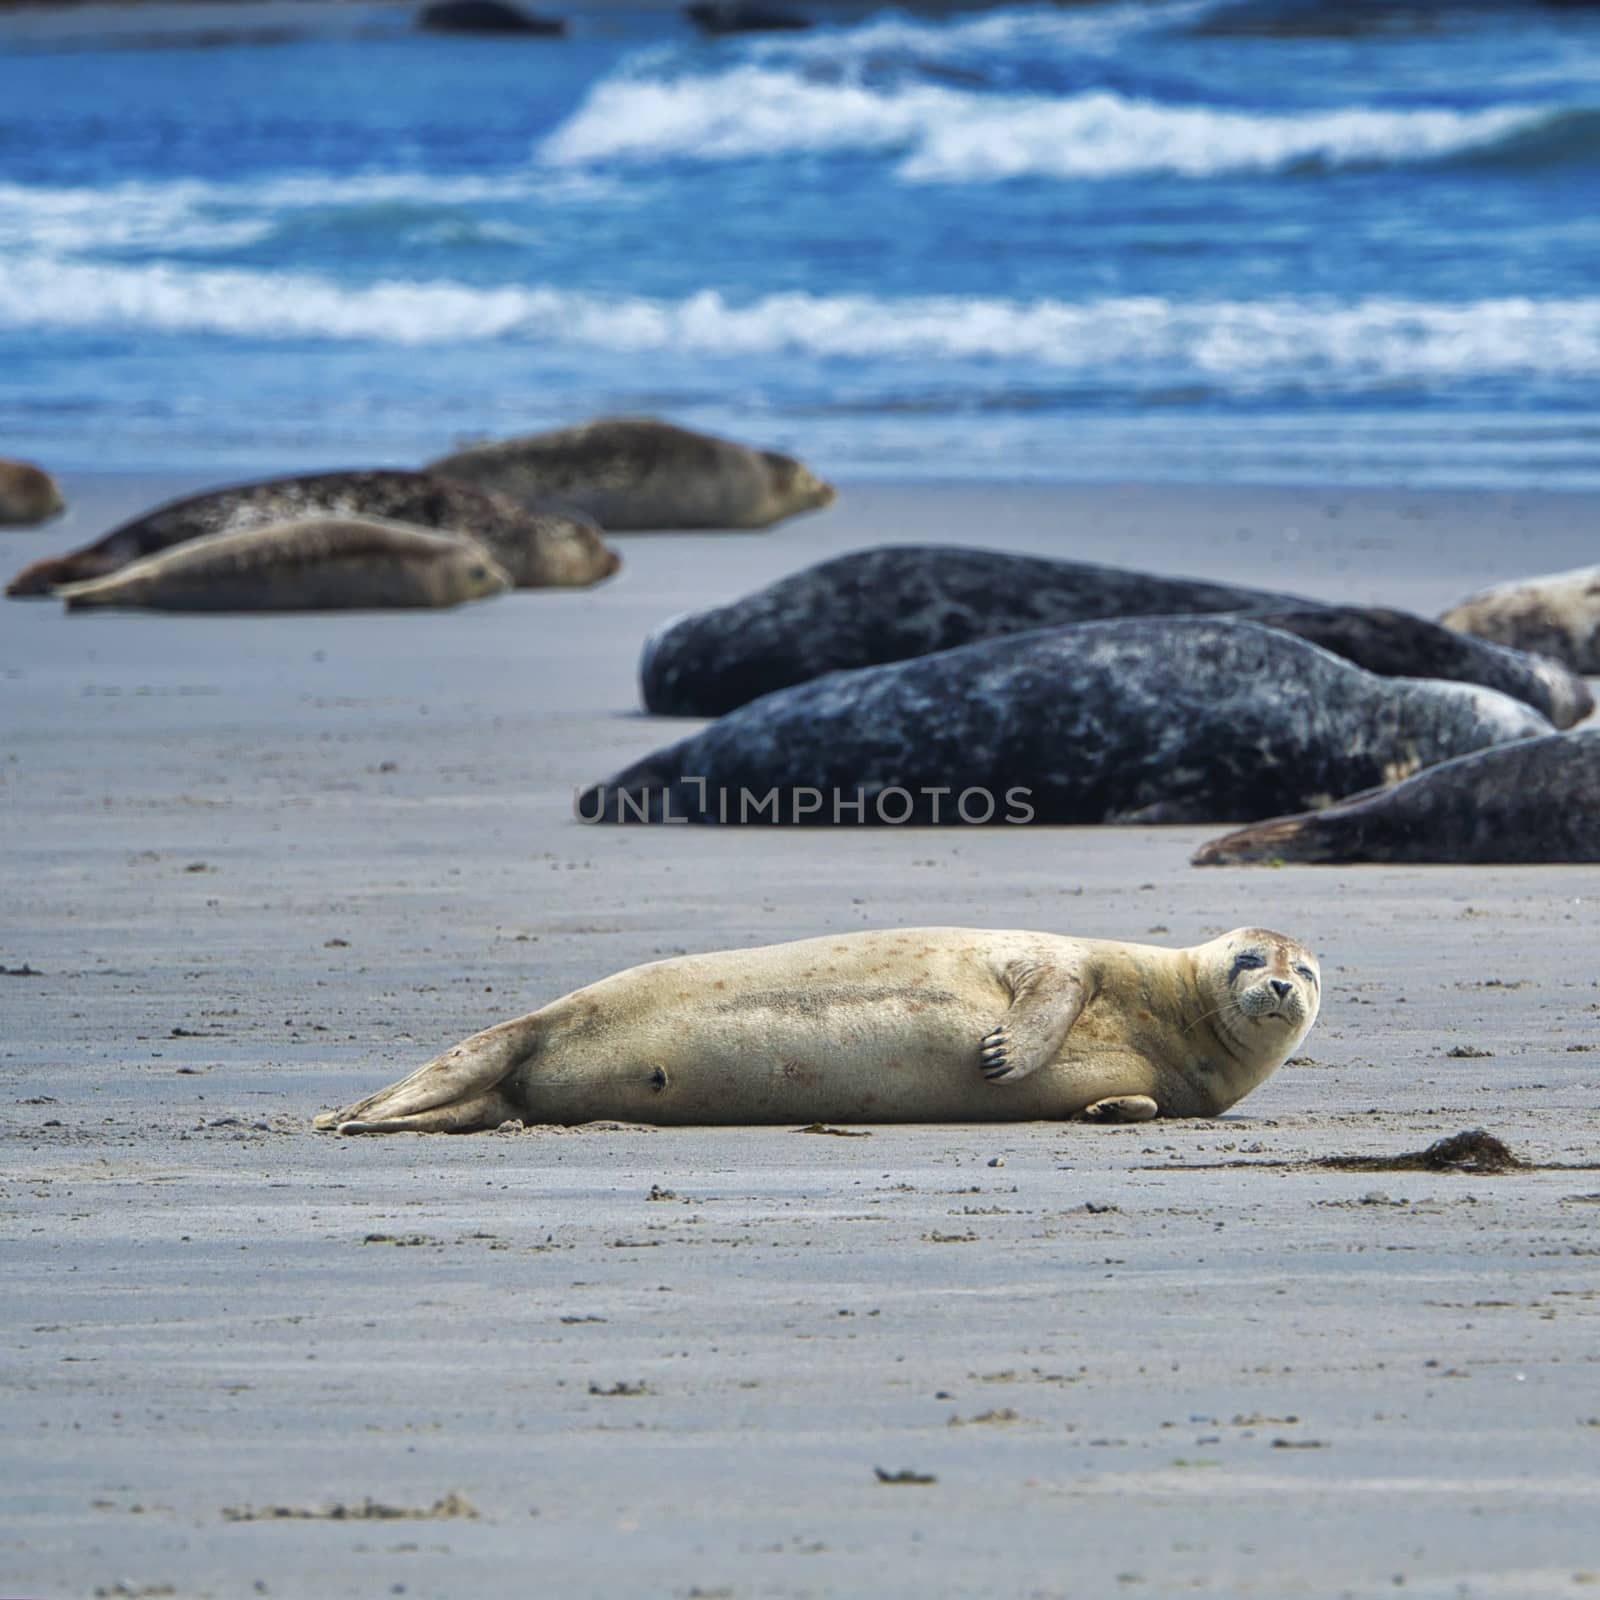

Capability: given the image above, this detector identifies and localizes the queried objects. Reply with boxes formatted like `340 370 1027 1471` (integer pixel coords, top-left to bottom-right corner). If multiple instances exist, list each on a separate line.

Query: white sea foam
742 0 1228 71
539 68 1534 181
745 0 1223 67
2 257 1596 388
0 169 615 255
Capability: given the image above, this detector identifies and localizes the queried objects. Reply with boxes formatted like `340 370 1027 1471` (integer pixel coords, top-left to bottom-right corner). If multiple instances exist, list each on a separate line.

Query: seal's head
528 512 622 587
486 508 621 588
761 451 836 518
1199 926 1321 1057
450 544 515 603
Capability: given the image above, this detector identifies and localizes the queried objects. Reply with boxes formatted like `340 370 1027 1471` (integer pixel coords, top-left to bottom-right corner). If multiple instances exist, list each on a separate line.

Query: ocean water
2 0 1598 487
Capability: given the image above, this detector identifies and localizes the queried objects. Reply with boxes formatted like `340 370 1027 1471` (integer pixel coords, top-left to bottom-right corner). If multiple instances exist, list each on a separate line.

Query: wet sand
3 473 1599 1599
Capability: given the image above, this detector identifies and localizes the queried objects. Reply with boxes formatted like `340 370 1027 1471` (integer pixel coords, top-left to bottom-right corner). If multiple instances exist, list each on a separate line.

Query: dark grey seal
685 2 811 32
429 418 836 530
1193 730 1600 865
639 546 1591 728
5 470 617 597
582 617 1553 826
418 1 565 34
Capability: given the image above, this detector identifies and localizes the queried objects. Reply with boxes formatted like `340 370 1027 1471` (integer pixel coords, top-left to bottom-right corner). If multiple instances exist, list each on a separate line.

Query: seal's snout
1270 978 1292 999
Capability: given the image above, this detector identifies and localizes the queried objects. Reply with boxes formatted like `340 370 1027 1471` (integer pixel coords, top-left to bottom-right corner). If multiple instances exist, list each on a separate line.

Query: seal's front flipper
981 960 1087 1084
1080 1094 1158 1123
313 1016 534 1135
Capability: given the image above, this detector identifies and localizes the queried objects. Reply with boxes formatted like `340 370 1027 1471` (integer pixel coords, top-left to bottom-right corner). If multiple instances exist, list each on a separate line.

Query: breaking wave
4 257 1596 389
539 68 1543 182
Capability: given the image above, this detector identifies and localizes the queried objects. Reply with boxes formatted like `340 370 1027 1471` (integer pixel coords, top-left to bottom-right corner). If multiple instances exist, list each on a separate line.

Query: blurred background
2 0 1597 487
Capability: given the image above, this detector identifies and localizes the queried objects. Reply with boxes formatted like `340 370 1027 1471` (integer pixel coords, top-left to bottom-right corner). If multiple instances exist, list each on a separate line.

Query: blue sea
2 0 1598 487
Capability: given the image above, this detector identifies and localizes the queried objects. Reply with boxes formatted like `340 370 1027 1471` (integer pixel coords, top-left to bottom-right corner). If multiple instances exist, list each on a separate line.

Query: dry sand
3 473 1599 1599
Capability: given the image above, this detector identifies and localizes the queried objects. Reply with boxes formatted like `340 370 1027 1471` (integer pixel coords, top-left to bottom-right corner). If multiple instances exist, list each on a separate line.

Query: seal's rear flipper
313 1016 534 1135
327 1088 520 1135
1080 1094 1159 1123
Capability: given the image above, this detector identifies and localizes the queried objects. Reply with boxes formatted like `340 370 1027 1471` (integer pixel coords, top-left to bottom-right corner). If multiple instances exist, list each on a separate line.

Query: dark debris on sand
1316 1130 1527 1175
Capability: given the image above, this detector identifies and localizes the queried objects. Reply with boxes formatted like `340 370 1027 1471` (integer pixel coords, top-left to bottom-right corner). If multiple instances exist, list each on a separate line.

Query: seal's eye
1294 964 1317 984
1233 952 1266 972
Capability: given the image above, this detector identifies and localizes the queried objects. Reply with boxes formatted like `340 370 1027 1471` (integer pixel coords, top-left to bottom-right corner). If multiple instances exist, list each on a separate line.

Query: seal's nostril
1270 979 1292 999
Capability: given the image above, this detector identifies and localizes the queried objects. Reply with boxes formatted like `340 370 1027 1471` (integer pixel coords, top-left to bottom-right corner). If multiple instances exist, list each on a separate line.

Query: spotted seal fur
314 925 1320 1134
1441 565 1600 675
0 459 65 527
1193 730 1600 864
638 546 1590 728
6 469 617 597
58 517 511 612
429 418 835 530
588 617 1553 826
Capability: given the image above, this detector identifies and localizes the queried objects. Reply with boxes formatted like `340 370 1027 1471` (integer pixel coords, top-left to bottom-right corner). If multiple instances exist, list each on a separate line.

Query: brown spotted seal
58 517 511 612
6 469 617 597
428 417 836 530
0 459 65 526
1441 564 1600 674
314 925 1321 1134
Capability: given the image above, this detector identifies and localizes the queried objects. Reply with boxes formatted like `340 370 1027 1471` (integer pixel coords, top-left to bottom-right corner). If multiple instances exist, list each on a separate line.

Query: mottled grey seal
685 2 812 33
418 0 565 33
639 545 1590 728
314 924 1320 1134
585 617 1553 826
1441 565 1600 675
0 459 65 527
58 517 511 612
428 418 836 530
1193 730 1600 865
5 469 617 597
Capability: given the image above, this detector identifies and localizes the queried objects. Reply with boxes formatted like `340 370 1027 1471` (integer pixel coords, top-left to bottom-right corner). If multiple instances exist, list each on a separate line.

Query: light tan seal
428 417 837 530
0 459 65 526
314 925 1321 1134
58 516 511 612
1440 564 1600 675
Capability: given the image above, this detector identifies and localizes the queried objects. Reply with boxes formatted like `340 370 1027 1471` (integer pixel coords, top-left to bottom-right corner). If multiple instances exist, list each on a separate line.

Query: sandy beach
2 472 1598 1598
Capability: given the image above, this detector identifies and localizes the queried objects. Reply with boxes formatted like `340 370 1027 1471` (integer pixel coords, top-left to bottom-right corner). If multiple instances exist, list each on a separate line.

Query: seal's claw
980 1025 1011 1082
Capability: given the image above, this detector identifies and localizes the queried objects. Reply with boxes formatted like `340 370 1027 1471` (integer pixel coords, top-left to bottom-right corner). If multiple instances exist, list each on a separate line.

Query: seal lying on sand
58 517 511 612
314 924 1321 1133
1193 730 1600 865
1239 606 1590 730
0 459 65 526
429 418 836 530
586 617 1553 826
639 546 1590 728
1441 565 1600 674
6 469 617 596
418 0 565 33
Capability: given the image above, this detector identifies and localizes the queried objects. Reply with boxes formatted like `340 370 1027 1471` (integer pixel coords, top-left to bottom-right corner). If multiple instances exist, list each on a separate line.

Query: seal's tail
1191 813 1325 866
6 554 75 597
313 1015 536 1134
